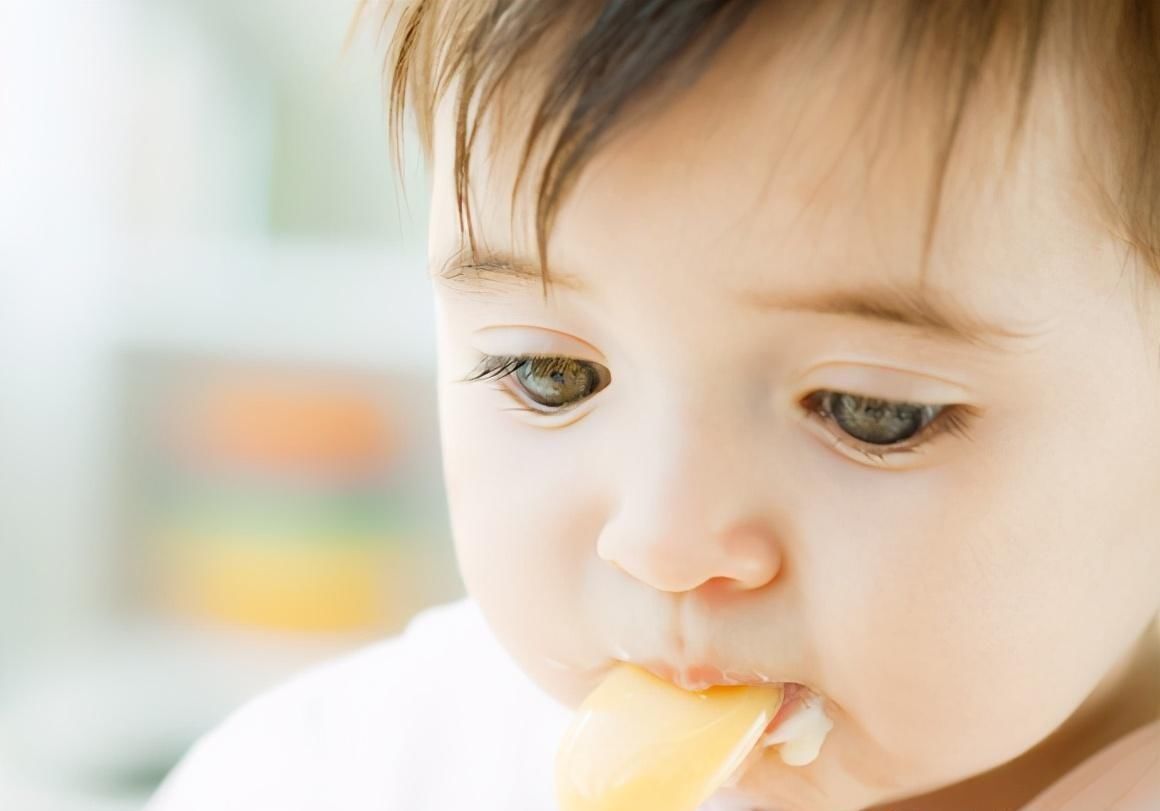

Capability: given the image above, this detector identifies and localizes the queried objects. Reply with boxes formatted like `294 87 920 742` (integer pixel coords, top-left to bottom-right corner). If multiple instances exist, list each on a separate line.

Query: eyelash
461 353 977 464
460 353 596 415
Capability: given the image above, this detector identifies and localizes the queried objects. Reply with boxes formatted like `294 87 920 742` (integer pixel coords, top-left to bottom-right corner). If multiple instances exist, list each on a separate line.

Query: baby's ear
1021 721 1160 811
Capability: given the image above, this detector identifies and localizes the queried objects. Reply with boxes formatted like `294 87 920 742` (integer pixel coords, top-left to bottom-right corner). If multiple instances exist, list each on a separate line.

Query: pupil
518 359 595 406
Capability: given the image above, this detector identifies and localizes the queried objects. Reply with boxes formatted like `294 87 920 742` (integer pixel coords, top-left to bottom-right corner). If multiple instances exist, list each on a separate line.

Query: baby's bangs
377 0 1160 287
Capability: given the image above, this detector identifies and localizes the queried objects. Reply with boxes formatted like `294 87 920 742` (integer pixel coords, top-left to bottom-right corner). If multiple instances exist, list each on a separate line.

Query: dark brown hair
373 0 1160 289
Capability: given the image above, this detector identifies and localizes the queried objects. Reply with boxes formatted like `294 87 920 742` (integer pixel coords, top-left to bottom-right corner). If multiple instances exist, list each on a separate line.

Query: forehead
429 10 1109 338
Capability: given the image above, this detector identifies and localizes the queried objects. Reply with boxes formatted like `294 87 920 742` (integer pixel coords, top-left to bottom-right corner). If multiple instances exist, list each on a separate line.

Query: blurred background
0 1 461 808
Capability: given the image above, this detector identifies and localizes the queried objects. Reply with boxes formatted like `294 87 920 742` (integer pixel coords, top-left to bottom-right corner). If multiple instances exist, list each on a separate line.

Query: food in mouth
555 662 834 811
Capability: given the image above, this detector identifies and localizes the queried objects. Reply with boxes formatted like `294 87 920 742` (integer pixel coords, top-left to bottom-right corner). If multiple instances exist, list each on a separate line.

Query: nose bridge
596 389 781 593
638 399 737 524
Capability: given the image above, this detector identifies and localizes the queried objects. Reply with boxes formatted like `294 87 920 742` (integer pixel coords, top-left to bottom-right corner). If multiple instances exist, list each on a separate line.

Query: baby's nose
594 413 783 592
593 389 784 594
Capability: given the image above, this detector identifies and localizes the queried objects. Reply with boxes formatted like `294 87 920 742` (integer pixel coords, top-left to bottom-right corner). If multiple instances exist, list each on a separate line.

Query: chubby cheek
820 555 1041 784
815 442 1159 788
790 498 1016 784
437 376 609 704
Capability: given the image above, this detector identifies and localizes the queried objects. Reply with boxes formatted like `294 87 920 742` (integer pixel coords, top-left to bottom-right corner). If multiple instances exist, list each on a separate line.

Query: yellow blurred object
158 531 413 632
555 663 783 811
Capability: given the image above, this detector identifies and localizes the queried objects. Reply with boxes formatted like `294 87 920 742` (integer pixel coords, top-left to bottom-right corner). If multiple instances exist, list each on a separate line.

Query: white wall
0 1 439 806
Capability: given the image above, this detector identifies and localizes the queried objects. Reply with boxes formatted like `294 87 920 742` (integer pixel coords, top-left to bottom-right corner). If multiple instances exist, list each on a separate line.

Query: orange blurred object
176 373 396 471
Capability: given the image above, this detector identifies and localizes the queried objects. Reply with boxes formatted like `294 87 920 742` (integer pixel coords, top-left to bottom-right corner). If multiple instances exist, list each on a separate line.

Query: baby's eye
465 354 612 411
802 390 974 462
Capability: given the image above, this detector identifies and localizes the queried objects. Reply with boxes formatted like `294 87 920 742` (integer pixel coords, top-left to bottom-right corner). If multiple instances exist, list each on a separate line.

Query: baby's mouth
636 661 835 767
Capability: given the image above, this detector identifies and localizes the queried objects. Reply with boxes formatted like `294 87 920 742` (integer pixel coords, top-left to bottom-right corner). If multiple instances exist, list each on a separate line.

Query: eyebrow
434 250 586 294
434 250 1041 348
743 284 1041 348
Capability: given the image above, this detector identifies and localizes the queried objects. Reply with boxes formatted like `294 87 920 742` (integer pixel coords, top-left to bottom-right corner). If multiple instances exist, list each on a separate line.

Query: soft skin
425 14 1160 811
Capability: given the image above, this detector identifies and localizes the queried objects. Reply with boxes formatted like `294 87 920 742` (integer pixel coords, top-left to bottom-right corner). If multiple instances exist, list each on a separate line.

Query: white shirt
147 597 752 811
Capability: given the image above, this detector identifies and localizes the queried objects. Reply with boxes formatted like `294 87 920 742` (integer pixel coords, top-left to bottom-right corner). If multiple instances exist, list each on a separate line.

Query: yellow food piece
556 663 784 811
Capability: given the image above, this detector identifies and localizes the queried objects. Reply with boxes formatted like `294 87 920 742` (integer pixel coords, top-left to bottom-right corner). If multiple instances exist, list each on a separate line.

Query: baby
148 1 1160 810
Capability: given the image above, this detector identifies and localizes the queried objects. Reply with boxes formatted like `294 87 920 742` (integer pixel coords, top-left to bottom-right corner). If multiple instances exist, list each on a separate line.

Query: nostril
595 517 781 593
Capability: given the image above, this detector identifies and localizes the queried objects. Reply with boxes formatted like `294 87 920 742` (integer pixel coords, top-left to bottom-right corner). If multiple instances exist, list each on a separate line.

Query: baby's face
426 20 1160 811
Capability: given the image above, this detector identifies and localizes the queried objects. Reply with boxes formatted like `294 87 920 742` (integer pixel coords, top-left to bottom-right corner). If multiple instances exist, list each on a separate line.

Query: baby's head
383 2 1160 808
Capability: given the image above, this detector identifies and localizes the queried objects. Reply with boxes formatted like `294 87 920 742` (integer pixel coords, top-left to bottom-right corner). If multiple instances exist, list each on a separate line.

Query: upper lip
637 659 800 693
